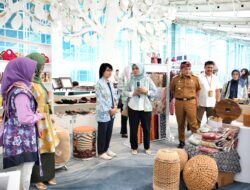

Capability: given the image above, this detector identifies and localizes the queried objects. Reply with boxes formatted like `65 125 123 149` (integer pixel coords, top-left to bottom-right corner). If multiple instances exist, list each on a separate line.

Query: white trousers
16 162 35 190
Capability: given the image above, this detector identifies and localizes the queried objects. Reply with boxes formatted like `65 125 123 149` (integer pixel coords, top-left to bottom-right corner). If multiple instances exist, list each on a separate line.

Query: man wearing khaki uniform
171 61 200 148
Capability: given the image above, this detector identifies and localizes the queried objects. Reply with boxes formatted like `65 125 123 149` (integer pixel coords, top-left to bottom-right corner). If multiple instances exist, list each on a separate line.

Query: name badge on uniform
208 90 213 97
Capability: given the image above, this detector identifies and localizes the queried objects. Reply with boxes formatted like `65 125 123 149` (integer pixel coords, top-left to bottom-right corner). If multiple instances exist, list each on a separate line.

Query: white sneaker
131 149 138 155
107 150 117 157
145 149 151 155
99 153 112 160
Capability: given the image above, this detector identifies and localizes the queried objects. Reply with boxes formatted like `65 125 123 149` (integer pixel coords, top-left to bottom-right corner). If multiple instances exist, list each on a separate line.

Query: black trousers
120 115 128 135
97 119 114 155
128 107 151 150
31 153 55 183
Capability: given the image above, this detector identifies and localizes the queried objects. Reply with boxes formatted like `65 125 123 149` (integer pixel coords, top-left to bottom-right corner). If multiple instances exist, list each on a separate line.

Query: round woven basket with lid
153 149 180 190
183 155 218 190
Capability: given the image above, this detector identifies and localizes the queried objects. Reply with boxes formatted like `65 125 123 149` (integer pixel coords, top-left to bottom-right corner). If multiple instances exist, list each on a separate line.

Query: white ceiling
162 0 250 40
1 0 250 42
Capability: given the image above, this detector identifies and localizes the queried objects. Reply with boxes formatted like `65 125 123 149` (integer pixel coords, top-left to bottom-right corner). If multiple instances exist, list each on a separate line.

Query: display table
234 123 250 183
185 144 241 173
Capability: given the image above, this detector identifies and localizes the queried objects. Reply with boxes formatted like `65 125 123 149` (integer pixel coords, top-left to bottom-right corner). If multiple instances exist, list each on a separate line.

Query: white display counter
234 123 250 183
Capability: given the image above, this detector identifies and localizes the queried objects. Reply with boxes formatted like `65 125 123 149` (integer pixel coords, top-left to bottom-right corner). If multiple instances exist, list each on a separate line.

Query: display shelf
53 91 95 96
53 103 96 114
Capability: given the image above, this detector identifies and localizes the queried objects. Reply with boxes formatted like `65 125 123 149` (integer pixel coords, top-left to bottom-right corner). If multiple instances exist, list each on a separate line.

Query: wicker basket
172 148 188 171
153 149 180 190
243 113 250 127
183 155 218 190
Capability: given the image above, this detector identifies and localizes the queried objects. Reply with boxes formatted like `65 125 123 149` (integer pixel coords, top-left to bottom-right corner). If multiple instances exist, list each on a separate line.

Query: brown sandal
34 182 47 190
48 178 57 185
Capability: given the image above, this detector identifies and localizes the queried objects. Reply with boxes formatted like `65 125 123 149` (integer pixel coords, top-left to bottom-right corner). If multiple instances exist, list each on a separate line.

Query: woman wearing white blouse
124 64 157 155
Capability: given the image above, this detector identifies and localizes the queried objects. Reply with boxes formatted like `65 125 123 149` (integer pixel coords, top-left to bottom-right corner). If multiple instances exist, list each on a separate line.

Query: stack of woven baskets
153 149 218 190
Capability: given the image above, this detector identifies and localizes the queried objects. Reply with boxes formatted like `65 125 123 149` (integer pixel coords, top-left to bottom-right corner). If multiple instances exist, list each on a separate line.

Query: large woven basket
153 149 180 190
172 148 188 171
183 155 218 190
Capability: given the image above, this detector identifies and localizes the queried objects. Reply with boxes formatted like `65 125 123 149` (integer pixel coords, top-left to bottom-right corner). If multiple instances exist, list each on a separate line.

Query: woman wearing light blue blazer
95 63 117 160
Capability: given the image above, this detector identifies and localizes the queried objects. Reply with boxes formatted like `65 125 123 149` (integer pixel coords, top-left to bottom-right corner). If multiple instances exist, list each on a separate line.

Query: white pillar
100 0 119 67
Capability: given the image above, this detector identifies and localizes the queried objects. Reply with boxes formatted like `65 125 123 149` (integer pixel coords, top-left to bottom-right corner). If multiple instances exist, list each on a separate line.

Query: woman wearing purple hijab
1 57 44 190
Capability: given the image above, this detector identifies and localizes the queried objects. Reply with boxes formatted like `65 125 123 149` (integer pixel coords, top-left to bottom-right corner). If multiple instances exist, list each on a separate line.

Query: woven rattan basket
243 113 250 127
172 148 188 171
183 155 218 190
153 149 180 190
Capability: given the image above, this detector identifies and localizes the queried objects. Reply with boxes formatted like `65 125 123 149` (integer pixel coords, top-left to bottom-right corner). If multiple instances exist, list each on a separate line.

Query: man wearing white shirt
197 61 222 126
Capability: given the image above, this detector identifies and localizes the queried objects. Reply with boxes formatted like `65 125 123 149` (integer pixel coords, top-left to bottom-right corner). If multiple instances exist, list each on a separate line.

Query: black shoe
121 134 128 138
178 142 185 149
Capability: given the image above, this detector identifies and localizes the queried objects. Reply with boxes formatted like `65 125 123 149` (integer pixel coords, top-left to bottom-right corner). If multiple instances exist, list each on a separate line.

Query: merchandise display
73 126 96 159
183 155 218 190
153 149 180 190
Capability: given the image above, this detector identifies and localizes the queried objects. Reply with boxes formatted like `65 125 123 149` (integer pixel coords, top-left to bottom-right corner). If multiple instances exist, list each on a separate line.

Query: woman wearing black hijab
222 69 248 100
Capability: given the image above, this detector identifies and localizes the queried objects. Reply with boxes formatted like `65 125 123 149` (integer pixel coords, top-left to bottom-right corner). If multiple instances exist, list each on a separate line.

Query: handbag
1 49 17 60
121 106 128 117
41 53 50 63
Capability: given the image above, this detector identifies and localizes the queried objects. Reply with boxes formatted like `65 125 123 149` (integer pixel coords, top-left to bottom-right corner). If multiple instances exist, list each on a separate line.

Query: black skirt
31 153 55 183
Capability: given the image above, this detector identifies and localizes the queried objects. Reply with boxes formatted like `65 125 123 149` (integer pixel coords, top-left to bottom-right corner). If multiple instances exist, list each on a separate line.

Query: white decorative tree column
101 0 119 65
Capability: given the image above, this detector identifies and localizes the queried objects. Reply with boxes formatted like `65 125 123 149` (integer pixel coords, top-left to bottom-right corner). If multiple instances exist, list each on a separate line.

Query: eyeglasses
132 67 139 70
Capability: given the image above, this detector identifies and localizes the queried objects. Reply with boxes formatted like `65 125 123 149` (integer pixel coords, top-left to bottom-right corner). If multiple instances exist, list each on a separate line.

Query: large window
172 24 250 82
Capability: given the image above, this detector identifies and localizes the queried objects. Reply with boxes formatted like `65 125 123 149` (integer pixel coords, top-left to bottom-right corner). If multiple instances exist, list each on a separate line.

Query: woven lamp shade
172 148 188 171
183 155 218 190
153 149 180 190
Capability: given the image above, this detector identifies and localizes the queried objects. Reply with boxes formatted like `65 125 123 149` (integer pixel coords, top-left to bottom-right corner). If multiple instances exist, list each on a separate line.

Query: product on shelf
1 49 17 60
89 97 96 103
55 99 78 104
79 97 88 103
65 110 90 115
41 53 50 63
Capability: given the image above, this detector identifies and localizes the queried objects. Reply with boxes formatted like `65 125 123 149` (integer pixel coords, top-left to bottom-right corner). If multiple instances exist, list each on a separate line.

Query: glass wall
172 24 250 83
